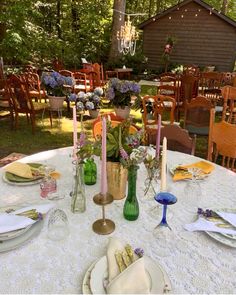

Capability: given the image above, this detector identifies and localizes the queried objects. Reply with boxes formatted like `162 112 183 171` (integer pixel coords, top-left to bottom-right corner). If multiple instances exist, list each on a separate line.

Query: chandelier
117 15 139 56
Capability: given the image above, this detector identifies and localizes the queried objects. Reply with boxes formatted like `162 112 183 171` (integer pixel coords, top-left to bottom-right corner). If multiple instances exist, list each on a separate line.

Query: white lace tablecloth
0 147 236 293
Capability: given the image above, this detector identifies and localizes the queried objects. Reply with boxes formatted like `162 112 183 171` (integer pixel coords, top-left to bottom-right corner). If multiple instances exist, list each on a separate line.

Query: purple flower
106 87 115 100
134 248 144 258
85 101 94 110
94 87 103 96
120 148 129 160
92 95 100 103
77 101 84 110
69 93 77 101
78 132 86 147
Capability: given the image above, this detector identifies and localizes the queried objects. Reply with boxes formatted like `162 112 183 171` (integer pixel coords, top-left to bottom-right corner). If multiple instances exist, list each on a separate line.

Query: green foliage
0 0 235 66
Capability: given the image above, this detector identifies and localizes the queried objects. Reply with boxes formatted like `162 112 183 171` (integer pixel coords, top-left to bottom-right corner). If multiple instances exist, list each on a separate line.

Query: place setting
184 207 236 248
2 161 60 186
82 237 172 294
0 203 54 252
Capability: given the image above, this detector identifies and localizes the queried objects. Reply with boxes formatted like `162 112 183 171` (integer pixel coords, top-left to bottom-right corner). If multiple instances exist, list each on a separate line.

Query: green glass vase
123 165 139 221
83 158 97 185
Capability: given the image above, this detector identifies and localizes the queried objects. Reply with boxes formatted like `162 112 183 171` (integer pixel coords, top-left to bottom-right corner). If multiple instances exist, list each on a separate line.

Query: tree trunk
221 0 228 14
56 0 62 39
108 0 126 64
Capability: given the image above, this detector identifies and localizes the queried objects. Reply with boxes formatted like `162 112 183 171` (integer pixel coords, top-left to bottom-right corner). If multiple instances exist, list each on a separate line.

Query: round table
0 147 236 293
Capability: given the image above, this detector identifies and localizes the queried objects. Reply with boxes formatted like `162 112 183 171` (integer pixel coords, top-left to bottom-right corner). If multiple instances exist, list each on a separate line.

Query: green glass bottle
123 165 139 221
83 158 97 185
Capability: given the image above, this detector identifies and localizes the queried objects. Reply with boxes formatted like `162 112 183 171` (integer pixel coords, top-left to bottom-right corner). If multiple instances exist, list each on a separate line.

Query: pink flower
78 132 86 147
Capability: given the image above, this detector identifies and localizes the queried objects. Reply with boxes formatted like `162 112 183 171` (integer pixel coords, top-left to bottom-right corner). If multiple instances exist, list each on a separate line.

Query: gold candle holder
92 192 115 235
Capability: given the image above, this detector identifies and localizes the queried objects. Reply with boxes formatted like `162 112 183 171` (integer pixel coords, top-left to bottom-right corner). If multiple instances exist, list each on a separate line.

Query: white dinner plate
89 256 171 294
0 224 32 241
0 219 43 252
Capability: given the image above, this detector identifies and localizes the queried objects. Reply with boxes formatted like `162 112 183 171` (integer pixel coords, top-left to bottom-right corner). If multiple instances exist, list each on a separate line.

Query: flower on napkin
106 237 150 294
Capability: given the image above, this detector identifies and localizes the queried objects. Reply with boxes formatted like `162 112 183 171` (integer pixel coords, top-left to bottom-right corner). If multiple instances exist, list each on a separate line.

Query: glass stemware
183 167 202 215
153 191 177 256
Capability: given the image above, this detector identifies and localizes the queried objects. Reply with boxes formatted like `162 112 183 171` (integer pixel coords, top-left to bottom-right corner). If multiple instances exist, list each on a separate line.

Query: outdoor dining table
0 146 236 293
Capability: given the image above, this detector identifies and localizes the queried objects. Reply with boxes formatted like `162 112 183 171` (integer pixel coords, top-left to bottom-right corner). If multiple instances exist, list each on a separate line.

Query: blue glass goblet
153 192 177 256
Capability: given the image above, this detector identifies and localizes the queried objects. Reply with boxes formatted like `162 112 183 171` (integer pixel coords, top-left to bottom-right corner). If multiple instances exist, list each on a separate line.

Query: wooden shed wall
143 1 236 71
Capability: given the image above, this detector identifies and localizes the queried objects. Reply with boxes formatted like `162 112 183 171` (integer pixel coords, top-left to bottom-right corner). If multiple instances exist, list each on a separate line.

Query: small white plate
89 256 171 294
0 219 43 252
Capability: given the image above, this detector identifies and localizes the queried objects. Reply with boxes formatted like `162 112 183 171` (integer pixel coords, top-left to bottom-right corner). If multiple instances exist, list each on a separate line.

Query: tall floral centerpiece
41 71 74 110
69 87 103 118
106 78 141 119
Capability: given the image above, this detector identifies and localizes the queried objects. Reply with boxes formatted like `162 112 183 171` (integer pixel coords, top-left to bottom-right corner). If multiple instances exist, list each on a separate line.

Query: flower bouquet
105 78 141 112
69 87 103 112
41 71 74 97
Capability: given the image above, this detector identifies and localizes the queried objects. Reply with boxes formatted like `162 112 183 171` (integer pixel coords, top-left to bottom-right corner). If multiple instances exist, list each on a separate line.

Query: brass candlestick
92 192 115 235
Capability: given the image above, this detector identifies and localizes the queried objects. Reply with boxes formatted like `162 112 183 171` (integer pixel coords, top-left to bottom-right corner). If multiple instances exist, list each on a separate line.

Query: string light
169 16 172 20
195 13 198 17
181 14 184 18
153 18 156 21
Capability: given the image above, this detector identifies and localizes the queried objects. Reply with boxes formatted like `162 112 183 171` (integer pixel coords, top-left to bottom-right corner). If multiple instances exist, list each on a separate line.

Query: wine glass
153 191 177 256
183 167 203 216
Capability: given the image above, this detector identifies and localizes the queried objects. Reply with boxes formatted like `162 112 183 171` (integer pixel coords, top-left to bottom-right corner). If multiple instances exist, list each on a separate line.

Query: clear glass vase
71 163 86 213
123 165 139 221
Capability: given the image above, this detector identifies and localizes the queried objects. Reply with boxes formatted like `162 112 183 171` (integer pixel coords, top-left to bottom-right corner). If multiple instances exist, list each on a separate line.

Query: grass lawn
0 104 208 159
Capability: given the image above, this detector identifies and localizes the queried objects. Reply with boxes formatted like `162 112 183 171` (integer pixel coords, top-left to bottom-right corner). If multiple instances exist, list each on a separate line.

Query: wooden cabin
139 0 236 72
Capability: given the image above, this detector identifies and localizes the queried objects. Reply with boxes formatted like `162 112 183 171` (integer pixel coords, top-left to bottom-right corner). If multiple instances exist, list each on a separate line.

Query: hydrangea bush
106 78 141 108
69 87 103 111
41 71 74 97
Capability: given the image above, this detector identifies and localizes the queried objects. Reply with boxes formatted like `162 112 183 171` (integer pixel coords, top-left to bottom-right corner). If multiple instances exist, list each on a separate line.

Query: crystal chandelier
117 15 139 56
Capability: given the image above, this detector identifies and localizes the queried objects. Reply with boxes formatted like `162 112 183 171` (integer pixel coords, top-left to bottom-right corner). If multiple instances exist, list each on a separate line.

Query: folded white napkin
184 217 236 235
0 203 54 234
106 237 150 294
216 211 236 228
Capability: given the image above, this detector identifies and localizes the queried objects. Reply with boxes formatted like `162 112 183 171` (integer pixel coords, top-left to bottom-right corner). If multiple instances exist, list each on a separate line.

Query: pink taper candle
101 117 107 195
73 106 78 159
156 114 161 158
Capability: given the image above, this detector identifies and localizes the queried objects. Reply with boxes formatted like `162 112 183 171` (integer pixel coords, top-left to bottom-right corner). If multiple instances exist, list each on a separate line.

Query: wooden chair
92 116 138 139
184 95 213 136
221 86 236 124
160 124 196 155
73 72 90 93
208 110 236 171
183 64 200 77
105 71 118 81
178 74 199 119
59 70 73 77
142 95 176 144
0 79 14 128
22 72 47 102
199 72 223 105
7 75 52 134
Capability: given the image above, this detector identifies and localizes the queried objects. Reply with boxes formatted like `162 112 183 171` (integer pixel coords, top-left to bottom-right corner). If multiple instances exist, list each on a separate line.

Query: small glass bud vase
123 165 139 221
71 162 86 213
83 158 97 185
